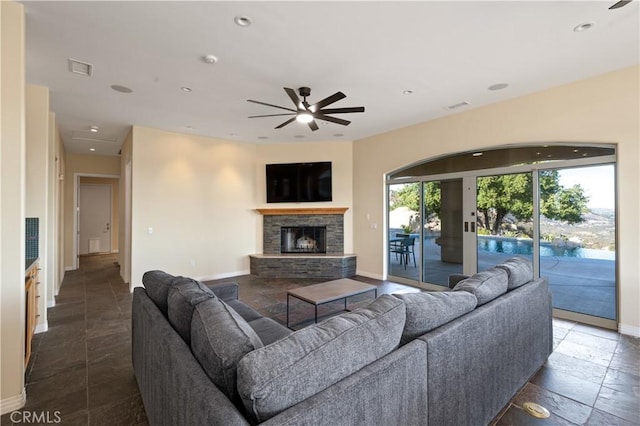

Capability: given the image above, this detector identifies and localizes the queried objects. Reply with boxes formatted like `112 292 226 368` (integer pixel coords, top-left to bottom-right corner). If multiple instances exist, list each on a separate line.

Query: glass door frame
386 153 617 329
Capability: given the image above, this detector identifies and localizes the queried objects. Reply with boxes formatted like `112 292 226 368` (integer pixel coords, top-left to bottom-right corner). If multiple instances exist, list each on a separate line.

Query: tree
390 171 589 236
390 183 420 212
477 171 588 235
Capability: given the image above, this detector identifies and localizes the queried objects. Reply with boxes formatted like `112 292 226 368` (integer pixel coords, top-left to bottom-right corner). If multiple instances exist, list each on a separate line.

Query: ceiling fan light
296 112 314 123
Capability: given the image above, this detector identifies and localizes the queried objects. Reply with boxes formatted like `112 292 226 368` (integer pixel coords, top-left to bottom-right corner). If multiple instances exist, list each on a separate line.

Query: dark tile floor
2 254 638 425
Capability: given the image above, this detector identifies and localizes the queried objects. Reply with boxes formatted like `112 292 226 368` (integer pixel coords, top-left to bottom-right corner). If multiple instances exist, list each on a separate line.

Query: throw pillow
393 291 478 344
236 294 406 423
141 270 176 316
190 297 263 405
167 277 215 344
453 267 508 305
495 257 533 290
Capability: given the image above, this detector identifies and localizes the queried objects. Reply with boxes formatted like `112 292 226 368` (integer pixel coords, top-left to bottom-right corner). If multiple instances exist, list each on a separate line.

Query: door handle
470 222 475 233
106 223 110 231
464 222 469 232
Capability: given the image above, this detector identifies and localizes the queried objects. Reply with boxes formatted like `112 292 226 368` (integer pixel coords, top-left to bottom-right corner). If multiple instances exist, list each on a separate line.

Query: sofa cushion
236 294 406 423
453 268 508 306
393 291 478 344
190 297 263 405
167 277 215 344
496 257 533 290
247 317 293 346
142 270 176 316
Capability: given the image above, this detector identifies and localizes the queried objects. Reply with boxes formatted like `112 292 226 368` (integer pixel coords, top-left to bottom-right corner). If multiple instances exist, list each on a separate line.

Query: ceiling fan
247 87 365 131
609 0 632 9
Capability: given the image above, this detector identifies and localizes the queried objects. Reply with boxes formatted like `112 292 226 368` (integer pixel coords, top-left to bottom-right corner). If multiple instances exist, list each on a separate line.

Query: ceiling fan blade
310 91 346 111
308 120 319 131
314 113 351 126
247 99 296 112
284 87 303 110
609 0 632 9
319 106 365 114
249 113 295 118
275 117 297 129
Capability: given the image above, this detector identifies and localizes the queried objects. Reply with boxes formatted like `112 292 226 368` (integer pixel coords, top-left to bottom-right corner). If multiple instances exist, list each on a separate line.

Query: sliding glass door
476 172 534 272
386 145 617 327
538 164 616 320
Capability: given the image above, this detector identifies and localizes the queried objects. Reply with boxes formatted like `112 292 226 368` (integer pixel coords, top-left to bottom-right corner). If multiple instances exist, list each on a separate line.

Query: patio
389 237 616 320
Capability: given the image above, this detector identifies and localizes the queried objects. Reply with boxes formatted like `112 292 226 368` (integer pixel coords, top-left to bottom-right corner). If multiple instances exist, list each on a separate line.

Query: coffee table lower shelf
286 279 378 330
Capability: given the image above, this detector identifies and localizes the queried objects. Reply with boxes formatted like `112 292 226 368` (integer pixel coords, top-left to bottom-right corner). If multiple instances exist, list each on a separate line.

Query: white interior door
79 184 111 255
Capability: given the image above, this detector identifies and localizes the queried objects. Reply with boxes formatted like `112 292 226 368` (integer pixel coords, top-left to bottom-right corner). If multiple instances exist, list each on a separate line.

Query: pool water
477 236 615 261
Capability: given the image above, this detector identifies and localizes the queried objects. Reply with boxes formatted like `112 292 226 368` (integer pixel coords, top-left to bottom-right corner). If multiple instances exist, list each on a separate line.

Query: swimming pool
477 236 615 261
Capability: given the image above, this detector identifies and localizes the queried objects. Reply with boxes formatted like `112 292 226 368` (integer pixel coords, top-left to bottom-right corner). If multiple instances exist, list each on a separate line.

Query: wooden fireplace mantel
256 207 349 216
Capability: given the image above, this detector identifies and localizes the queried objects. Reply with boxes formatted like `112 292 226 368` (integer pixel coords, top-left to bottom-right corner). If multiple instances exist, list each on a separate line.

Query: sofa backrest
419 277 552 426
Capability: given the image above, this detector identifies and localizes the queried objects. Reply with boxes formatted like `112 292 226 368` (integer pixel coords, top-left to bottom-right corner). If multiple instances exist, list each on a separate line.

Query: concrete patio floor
389 239 616 320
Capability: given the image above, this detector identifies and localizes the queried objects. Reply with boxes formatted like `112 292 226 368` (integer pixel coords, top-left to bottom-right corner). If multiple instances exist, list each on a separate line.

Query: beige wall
1 0 27 412
353 66 640 335
130 126 258 286
255 141 354 253
79 177 119 252
25 84 50 331
63 154 120 269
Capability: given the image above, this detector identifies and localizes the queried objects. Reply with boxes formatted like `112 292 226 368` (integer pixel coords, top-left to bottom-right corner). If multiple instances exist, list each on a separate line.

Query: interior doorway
73 173 119 269
79 184 111 255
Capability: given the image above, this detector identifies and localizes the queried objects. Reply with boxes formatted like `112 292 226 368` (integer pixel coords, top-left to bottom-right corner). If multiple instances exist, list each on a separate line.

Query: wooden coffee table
286 278 377 329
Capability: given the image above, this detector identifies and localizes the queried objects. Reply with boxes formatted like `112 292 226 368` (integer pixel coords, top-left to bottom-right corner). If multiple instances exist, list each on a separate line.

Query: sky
558 164 615 209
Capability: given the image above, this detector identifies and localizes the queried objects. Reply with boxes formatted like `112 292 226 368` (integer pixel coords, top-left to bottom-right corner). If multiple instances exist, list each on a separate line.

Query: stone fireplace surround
250 208 356 278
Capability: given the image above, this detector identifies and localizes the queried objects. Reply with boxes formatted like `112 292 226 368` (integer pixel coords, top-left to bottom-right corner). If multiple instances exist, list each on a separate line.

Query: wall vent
68 59 93 77
444 101 470 110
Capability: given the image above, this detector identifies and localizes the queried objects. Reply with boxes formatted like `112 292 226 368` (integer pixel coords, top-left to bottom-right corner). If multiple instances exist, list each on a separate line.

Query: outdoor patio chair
390 236 416 269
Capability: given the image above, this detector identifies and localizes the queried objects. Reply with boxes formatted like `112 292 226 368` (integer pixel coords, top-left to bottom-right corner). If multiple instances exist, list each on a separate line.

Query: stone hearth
250 208 356 278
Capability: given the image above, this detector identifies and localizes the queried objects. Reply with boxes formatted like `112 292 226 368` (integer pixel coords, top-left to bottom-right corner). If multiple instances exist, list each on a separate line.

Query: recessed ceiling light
181 87 192 92
403 90 414 95
472 152 483 157
111 84 133 93
234 16 252 27
185 126 194 130
488 83 509 91
333 133 344 137
203 54 218 64
89 148 96 152
257 136 269 140
573 149 580 153
89 125 99 133
294 135 305 139
573 22 595 32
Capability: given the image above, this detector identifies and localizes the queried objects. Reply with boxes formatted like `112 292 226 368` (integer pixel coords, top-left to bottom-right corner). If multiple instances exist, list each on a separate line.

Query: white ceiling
21 1 639 156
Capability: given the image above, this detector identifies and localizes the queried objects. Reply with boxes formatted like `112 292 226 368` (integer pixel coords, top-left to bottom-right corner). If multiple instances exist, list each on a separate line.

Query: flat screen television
266 162 332 203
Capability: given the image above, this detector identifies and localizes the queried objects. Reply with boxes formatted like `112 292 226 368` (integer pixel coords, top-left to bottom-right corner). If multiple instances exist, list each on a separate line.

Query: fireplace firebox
281 226 327 253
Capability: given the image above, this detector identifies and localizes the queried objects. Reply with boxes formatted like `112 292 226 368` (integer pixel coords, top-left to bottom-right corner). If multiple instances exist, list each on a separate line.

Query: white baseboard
619 323 640 337
64 266 76 271
35 323 48 334
47 298 55 308
197 270 250 282
0 388 26 415
355 269 384 280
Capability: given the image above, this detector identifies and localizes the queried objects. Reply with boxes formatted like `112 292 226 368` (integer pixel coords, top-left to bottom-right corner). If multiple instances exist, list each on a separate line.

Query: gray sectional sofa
132 257 552 426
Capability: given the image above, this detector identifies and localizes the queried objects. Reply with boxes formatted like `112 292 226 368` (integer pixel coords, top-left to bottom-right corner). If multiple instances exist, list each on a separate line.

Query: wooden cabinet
25 260 39 366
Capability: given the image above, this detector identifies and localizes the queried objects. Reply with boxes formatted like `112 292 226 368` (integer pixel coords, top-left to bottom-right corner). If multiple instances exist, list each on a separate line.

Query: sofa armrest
448 273 469 289
203 281 239 302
